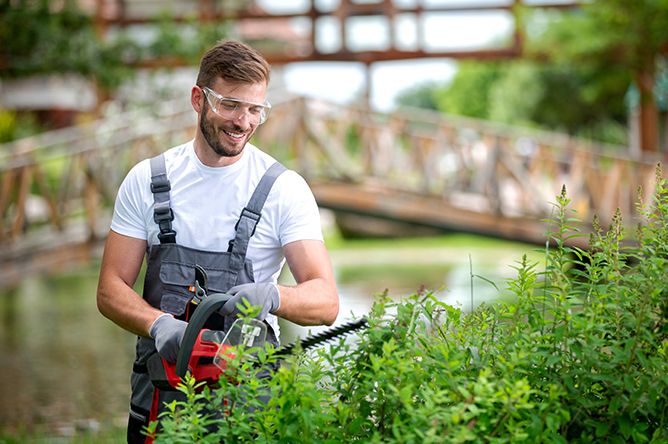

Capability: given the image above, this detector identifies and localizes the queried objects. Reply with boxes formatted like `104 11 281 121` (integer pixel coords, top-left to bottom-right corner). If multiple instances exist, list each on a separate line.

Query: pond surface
0 233 538 436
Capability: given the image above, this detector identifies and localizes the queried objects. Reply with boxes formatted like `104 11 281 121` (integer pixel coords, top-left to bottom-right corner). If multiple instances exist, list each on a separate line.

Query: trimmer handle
175 292 232 378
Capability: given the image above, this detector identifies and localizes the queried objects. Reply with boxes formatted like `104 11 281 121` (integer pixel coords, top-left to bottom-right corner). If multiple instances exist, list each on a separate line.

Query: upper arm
283 239 335 285
97 231 162 336
280 239 339 325
98 230 147 290
110 160 151 241
276 172 323 247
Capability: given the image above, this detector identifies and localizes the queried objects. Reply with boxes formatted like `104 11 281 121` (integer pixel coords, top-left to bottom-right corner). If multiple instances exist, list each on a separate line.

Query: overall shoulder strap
149 154 176 244
228 162 288 271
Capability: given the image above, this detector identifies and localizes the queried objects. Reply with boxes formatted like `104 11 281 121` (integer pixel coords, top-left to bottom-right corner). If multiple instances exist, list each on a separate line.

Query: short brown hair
196 39 270 88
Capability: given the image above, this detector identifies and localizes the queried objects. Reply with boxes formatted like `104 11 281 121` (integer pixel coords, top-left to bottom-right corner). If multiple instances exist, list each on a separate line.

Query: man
96 39 339 443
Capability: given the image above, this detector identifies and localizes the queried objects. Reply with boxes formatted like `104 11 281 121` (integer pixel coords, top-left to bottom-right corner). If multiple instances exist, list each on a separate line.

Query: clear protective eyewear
202 86 271 125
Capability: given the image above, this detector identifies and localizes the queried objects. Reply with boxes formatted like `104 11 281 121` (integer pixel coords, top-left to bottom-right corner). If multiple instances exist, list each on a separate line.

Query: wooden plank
309 180 586 247
11 166 31 240
32 162 63 231
0 169 15 240
599 162 622 224
83 159 99 240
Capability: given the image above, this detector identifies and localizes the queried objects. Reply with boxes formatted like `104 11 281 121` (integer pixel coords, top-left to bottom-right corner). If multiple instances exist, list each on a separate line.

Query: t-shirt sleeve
110 160 150 240
277 171 324 246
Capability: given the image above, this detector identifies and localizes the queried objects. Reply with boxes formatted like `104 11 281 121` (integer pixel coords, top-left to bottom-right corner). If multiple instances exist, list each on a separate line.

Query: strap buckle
234 207 262 236
153 205 174 224
157 230 177 243
150 178 171 193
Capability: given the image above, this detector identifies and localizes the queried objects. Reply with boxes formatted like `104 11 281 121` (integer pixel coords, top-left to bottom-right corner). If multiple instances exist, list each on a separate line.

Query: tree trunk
664 110 668 153
636 70 659 153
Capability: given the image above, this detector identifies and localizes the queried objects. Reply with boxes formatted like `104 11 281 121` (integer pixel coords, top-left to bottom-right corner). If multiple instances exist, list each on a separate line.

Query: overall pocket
158 261 196 316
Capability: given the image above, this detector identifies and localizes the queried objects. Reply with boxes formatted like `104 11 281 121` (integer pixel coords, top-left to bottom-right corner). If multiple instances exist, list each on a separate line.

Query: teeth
224 130 243 139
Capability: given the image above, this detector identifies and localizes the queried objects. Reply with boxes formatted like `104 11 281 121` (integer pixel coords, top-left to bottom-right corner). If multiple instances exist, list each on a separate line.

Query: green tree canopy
393 81 442 111
0 0 139 90
0 0 231 92
398 1 668 148
527 0 668 151
404 58 630 145
433 62 504 120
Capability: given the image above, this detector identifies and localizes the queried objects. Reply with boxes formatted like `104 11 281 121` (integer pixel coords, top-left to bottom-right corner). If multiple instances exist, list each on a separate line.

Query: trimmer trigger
192 280 206 305
192 265 208 305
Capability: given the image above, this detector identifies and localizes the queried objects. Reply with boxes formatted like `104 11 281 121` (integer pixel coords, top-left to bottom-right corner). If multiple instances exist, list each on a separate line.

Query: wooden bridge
0 93 662 287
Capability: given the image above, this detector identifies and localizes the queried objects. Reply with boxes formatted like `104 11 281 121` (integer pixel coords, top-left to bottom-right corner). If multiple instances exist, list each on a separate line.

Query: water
0 234 538 436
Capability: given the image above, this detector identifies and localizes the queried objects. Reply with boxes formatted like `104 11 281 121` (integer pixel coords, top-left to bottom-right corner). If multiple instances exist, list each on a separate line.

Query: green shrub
152 170 668 443
0 1 231 93
0 109 45 144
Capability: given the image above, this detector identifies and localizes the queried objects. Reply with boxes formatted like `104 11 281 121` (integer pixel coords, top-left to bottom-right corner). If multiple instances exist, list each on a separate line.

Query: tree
424 58 629 145
433 61 504 120
0 0 231 93
0 0 138 91
529 0 668 152
395 82 442 111
489 61 629 143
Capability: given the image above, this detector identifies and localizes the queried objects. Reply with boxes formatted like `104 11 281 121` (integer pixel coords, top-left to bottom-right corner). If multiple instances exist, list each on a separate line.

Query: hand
149 313 187 363
220 283 280 320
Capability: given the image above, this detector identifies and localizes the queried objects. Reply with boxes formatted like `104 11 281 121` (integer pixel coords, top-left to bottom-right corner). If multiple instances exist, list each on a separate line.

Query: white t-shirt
111 141 323 332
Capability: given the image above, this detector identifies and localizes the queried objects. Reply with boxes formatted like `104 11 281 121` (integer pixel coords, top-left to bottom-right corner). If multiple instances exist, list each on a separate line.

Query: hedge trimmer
148 293 368 391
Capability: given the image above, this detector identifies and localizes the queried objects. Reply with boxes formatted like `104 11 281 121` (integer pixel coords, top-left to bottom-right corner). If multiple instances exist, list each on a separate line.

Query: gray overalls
127 154 286 443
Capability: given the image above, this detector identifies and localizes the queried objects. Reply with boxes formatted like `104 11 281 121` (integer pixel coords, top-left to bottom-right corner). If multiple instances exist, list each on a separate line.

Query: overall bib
127 154 286 444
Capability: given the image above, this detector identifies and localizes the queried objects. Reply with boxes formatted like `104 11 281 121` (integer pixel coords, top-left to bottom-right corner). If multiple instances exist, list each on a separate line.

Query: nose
232 108 254 126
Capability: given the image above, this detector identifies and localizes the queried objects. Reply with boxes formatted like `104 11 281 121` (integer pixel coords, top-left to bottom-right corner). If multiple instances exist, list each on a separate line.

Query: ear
191 86 203 113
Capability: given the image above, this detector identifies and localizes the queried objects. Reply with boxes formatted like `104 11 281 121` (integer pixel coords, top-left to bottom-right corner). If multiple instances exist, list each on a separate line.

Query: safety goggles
202 86 271 125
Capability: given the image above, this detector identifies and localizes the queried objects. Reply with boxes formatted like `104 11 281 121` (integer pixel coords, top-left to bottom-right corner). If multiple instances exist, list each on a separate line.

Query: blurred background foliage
0 107 42 143
1 0 136 91
398 59 632 145
0 0 231 90
397 1 668 147
1 0 667 148
0 0 232 142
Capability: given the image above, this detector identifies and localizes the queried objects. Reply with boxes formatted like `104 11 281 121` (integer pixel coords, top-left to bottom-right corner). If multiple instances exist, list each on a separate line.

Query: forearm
96 230 162 337
97 274 163 337
275 277 339 326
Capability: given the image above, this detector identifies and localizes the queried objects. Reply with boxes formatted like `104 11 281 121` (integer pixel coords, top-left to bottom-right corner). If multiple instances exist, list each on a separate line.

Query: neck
193 136 243 167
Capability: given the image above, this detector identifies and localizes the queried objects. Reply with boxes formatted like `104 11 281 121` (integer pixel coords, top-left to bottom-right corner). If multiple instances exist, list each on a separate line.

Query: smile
223 129 245 140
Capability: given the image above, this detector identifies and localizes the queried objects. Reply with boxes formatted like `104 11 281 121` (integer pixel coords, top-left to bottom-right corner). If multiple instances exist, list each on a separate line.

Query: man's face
198 80 268 159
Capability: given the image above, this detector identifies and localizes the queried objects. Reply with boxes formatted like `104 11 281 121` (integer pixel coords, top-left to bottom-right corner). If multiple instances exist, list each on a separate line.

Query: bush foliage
0 0 231 91
152 172 668 443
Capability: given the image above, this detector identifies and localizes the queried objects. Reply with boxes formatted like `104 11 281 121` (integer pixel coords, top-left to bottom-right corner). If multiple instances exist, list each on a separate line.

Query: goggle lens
202 87 271 125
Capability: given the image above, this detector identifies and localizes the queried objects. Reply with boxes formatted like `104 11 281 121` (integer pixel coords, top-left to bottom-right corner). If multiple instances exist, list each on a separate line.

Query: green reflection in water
336 263 451 292
0 263 135 434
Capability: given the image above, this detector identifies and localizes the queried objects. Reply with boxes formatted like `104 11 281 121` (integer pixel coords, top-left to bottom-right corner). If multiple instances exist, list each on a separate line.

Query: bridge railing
255 98 663 229
0 93 663 255
0 99 195 246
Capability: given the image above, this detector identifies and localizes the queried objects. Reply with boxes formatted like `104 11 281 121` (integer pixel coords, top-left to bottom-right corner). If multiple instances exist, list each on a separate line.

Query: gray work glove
149 313 188 363
220 283 280 320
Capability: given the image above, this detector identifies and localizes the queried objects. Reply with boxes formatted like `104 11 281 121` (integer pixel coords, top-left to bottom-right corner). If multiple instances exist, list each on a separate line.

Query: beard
199 99 251 158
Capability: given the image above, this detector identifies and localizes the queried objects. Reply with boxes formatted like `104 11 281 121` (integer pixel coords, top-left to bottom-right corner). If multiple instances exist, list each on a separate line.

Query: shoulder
124 141 191 183
272 169 316 211
162 141 193 173
244 145 306 192
122 157 151 190
275 169 309 192
245 145 306 184
245 144 279 171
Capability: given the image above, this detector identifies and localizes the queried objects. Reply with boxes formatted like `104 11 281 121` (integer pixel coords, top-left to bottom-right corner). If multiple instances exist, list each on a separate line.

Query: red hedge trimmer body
148 293 367 391
148 329 236 391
